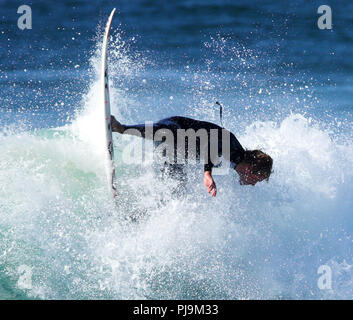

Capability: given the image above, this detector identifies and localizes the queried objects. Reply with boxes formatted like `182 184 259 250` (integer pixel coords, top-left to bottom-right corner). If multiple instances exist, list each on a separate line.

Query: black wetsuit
124 116 245 172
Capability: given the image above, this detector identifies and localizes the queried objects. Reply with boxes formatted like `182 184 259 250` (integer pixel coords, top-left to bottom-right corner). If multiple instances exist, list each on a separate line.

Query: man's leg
111 115 152 138
163 163 187 198
111 115 180 139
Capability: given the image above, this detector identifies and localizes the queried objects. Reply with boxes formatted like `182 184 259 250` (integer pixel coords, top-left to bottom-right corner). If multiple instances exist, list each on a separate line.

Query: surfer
110 115 273 197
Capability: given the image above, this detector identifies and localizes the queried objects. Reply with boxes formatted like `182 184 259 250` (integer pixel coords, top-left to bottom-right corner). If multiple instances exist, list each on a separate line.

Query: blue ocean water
0 0 352 299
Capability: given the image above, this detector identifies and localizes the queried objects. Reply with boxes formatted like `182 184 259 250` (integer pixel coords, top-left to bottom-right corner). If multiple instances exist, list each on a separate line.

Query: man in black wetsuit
111 115 273 197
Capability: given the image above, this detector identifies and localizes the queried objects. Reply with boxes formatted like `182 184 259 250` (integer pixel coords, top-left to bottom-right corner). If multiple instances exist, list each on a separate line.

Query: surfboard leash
216 101 223 128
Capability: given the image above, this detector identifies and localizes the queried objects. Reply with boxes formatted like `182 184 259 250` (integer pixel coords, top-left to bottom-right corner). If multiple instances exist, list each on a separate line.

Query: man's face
238 165 266 186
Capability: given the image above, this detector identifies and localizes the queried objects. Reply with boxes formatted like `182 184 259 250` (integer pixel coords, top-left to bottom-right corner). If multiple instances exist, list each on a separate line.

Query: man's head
236 150 273 186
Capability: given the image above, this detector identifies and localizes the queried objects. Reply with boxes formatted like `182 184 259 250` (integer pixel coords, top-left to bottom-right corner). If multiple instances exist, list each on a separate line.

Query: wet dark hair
243 150 273 181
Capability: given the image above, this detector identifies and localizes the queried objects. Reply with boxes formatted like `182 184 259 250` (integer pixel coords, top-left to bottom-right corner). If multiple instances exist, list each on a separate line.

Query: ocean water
0 0 352 299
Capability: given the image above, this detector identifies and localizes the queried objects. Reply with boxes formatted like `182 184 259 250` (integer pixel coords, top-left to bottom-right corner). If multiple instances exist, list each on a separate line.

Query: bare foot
111 115 125 133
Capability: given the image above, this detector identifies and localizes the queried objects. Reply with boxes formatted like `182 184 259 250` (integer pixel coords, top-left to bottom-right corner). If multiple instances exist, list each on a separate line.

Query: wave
0 29 352 300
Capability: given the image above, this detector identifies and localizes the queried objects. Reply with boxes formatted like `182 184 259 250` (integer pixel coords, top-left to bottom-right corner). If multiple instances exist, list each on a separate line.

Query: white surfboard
101 8 116 197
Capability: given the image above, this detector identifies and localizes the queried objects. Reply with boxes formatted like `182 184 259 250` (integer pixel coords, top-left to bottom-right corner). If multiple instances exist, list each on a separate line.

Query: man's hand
204 171 217 197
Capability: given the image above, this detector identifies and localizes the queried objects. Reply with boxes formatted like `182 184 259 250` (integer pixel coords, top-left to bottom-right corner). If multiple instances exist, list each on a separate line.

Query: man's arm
204 170 217 197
